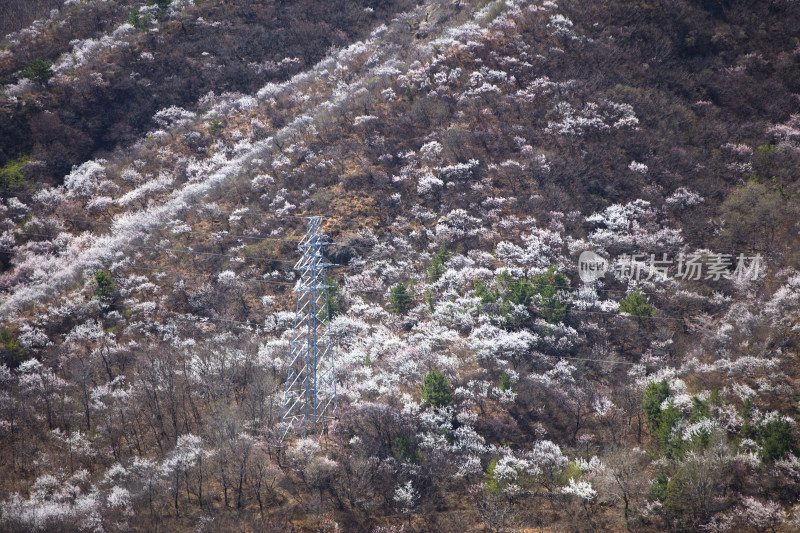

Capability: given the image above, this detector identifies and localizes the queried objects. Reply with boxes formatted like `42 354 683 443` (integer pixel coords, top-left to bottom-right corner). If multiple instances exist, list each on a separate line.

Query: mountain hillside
1 0 800 531
0 0 414 185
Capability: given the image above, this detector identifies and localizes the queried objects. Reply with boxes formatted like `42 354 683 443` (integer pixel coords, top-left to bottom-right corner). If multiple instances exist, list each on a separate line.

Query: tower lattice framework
281 216 337 439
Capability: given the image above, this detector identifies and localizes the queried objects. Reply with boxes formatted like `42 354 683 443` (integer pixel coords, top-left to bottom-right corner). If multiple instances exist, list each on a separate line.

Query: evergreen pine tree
427 246 450 283
421 369 453 408
94 270 116 300
619 289 656 325
388 281 413 315
20 58 53 86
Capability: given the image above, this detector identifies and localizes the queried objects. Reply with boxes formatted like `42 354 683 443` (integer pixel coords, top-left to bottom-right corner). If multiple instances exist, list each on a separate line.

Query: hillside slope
1 0 800 531
0 0 63 37
0 0 414 186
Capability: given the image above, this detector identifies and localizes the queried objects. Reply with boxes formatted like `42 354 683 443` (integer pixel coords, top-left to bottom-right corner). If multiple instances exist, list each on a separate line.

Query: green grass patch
0 154 33 191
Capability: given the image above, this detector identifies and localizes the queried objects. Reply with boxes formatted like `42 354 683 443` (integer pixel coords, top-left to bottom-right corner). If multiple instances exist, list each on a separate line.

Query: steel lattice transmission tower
281 216 337 440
